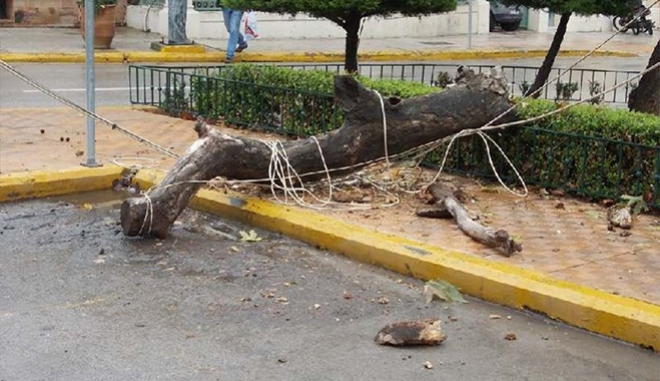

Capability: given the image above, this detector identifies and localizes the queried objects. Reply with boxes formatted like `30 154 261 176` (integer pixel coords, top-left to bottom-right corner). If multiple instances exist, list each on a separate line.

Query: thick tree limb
121 70 515 238
426 183 522 257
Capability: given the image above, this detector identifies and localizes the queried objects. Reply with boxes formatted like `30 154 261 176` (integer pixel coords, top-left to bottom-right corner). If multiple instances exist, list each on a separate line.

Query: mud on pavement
0 192 658 381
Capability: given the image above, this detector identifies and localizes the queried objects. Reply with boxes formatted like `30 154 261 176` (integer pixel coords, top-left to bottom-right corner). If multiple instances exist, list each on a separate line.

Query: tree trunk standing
628 38 660 116
343 17 362 73
121 71 515 238
168 0 188 44
526 12 572 98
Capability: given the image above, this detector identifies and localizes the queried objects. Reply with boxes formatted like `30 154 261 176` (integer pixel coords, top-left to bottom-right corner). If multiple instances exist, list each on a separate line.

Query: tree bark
343 16 362 73
167 0 188 45
121 70 514 239
426 183 522 257
628 38 660 116
526 12 571 98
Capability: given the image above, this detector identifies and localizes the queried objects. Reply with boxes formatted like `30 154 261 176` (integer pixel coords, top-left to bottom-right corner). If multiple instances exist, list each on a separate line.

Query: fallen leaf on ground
584 210 602 220
375 318 446 346
423 280 468 304
239 230 262 242
504 333 517 341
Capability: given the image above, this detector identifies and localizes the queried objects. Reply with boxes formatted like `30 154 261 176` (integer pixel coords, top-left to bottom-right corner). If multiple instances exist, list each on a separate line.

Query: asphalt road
0 192 658 381
0 56 651 109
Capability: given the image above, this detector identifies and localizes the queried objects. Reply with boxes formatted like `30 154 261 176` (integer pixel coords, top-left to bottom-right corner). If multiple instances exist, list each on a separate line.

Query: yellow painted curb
1 167 658 351
0 166 125 202
150 42 206 54
0 49 637 63
132 169 660 351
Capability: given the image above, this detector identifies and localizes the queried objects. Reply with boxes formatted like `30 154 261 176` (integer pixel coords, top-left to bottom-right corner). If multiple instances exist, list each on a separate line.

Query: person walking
222 5 248 63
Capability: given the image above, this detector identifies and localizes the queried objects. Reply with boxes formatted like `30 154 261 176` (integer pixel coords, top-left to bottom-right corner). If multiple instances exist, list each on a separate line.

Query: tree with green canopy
221 0 457 72
501 0 630 97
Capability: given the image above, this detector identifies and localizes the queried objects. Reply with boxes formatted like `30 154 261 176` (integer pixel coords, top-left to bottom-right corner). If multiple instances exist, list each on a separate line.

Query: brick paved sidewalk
2 107 659 306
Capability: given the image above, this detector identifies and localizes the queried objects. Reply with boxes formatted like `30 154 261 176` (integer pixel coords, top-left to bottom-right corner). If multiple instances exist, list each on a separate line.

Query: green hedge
516 99 660 146
440 99 660 201
189 64 439 136
167 65 659 205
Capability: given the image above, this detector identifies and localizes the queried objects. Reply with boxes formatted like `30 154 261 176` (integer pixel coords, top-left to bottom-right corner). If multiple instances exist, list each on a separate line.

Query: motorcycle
612 5 655 35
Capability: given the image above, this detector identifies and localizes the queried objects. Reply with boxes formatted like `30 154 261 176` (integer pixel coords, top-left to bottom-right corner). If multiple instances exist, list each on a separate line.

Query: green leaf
423 279 468 304
584 210 602 220
239 229 262 242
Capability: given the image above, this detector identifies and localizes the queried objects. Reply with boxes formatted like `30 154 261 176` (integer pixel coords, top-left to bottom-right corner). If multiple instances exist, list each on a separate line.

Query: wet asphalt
0 192 658 381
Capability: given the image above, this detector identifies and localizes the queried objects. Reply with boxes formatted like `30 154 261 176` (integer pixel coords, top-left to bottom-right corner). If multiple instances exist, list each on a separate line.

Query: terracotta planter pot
79 5 116 49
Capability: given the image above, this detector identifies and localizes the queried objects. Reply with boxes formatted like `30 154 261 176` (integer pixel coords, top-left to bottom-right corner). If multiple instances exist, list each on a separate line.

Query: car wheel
501 21 520 32
490 13 496 32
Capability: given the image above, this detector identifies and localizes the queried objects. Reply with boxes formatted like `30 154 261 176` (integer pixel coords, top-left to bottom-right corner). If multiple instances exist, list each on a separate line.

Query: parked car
489 0 523 32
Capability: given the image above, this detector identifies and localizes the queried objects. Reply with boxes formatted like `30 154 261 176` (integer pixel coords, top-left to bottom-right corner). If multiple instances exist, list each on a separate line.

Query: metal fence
129 63 639 106
128 64 659 208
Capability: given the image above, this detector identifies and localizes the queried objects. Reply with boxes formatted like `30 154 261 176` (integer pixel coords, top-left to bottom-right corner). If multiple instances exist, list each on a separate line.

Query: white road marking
22 87 143 93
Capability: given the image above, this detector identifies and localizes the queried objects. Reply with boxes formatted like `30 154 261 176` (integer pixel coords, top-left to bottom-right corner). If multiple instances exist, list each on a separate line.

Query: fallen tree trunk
121 70 514 238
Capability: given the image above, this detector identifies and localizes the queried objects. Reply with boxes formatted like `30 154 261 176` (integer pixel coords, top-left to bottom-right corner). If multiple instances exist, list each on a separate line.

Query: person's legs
230 10 247 51
222 8 232 34
234 12 247 51
224 9 245 61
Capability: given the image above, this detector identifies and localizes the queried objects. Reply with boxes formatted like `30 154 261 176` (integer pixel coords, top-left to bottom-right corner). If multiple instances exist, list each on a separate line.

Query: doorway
0 0 13 20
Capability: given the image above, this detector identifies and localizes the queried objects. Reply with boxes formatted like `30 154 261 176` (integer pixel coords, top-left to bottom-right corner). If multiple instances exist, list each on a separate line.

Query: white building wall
127 0 491 40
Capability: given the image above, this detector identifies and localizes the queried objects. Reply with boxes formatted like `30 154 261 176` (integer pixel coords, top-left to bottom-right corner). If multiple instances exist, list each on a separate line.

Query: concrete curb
133 169 660 351
0 166 125 202
0 49 638 63
1 166 658 352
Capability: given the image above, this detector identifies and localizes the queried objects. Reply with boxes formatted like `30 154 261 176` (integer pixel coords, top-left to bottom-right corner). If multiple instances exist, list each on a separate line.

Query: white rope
111 157 161 170
481 0 660 129
374 89 529 197
0 58 180 159
137 193 154 236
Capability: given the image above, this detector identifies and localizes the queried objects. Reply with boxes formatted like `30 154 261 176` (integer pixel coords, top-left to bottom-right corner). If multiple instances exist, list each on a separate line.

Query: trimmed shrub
441 99 660 202
189 64 439 136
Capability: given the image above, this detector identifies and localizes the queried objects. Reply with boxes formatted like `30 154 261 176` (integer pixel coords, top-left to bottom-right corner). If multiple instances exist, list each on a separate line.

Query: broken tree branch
426 183 522 257
121 70 515 238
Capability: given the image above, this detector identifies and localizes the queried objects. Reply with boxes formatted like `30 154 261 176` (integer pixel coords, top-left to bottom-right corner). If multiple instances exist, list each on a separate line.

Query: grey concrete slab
0 193 658 381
